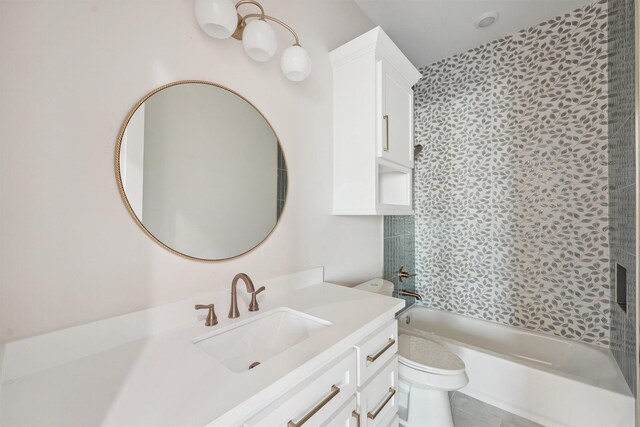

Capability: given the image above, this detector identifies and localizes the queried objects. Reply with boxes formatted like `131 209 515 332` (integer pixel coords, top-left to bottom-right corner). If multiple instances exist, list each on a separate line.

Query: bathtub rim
397 305 633 397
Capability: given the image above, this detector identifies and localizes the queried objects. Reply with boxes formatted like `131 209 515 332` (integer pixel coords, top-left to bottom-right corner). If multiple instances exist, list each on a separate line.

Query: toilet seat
398 334 465 375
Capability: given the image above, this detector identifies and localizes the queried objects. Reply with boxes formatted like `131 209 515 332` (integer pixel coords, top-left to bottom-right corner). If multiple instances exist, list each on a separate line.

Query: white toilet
397 334 468 427
353 279 468 427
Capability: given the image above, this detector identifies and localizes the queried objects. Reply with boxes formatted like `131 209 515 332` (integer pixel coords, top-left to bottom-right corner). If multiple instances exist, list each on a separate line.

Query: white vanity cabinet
241 320 400 427
330 27 421 215
0 273 406 427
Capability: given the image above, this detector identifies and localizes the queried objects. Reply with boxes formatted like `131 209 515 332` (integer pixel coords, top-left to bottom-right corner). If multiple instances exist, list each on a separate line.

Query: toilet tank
353 278 394 296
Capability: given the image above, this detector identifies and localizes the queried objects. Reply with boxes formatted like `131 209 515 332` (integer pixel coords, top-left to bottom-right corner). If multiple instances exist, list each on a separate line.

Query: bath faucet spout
398 289 423 301
228 273 265 318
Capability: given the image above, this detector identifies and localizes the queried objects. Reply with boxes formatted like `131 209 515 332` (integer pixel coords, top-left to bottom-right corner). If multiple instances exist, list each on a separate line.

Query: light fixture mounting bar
232 0 301 46
235 0 265 18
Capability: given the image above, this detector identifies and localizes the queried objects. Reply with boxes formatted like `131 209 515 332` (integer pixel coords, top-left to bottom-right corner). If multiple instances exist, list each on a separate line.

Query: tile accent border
384 215 416 307
608 0 636 395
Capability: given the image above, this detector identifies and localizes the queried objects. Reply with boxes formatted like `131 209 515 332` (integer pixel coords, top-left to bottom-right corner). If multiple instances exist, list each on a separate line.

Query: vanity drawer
372 409 399 427
322 396 358 427
355 320 398 386
382 415 399 427
245 349 357 427
357 356 399 427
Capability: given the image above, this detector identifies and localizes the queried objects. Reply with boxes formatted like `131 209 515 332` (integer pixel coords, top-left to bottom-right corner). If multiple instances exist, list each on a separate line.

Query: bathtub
397 306 635 427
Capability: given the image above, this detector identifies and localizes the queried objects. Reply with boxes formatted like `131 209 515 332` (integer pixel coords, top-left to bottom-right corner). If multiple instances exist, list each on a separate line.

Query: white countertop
0 279 404 426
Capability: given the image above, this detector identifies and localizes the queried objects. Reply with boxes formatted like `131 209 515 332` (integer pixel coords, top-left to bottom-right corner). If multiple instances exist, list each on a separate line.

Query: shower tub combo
397 306 635 427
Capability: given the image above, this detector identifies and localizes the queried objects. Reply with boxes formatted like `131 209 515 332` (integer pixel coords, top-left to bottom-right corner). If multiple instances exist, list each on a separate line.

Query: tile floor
450 392 544 427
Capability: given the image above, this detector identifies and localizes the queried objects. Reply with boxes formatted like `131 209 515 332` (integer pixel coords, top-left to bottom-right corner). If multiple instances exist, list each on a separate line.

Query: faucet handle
195 304 218 326
248 286 266 312
398 266 416 283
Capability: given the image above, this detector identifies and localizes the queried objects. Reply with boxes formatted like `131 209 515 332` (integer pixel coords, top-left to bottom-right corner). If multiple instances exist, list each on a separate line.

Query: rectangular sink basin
193 308 331 373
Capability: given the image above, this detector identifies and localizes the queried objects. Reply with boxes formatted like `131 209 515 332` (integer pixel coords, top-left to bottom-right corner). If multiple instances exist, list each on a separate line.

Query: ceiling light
474 11 499 29
195 0 312 82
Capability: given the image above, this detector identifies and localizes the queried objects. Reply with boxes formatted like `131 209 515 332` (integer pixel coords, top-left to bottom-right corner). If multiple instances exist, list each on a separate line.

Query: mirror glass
117 81 287 261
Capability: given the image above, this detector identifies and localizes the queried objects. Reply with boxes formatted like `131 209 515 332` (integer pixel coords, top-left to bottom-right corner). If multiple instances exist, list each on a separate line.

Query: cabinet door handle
383 114 389 151
366 338 395 363
367 387 397 420
351 410 361 427
287 385 340 427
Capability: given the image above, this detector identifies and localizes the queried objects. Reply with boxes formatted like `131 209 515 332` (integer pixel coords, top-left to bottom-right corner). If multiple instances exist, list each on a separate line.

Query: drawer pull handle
366 338 395 363
287 385 340 427
383 115 390 151
367 387 396 420
351 411 361 427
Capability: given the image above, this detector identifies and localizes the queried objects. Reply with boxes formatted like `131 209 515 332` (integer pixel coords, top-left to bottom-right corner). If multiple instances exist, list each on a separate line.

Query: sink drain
249 361 261 370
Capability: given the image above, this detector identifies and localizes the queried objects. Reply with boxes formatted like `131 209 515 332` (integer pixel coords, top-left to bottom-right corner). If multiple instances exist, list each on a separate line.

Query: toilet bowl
398 334 468 427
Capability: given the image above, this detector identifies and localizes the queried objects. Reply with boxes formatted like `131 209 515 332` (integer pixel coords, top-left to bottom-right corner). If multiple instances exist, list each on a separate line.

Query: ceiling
353 0 596 67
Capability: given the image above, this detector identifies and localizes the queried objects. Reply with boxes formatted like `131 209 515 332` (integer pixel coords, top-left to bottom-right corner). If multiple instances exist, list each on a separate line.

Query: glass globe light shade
280 45 312 82
195 0 238 39
242 19 277 62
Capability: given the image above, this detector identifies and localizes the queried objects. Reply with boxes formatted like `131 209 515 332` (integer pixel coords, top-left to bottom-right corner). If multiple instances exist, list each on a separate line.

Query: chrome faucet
228 273 266 318
398 289 423 301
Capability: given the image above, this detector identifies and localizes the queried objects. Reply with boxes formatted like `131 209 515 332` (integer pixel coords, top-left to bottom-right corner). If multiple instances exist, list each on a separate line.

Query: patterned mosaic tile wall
413 0 611 346
383 215 416 308
608 0 636 394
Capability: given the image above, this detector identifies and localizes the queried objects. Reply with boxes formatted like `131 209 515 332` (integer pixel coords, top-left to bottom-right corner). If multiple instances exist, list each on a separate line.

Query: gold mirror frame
114 80 287 262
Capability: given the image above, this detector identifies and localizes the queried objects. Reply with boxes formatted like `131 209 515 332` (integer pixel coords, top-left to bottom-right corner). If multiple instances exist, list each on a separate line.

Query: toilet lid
398 334 465 375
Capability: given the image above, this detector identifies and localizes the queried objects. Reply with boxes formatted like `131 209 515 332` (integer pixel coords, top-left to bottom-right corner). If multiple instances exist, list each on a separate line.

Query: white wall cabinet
331 27 421 215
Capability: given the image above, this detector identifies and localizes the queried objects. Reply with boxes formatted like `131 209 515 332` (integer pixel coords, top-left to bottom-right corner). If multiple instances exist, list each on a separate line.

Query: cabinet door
377 61 414 168
358 356 399 427
355 320 398 387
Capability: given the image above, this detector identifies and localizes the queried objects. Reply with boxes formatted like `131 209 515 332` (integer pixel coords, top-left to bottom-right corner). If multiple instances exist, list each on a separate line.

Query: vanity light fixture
195 0 312 81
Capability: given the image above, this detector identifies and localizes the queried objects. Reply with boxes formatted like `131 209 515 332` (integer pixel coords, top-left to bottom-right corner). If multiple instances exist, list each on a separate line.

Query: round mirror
116 81 287 261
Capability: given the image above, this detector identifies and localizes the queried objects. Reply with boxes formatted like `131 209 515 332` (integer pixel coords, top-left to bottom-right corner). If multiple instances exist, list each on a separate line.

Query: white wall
0 0 379 342
141 83 277 259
